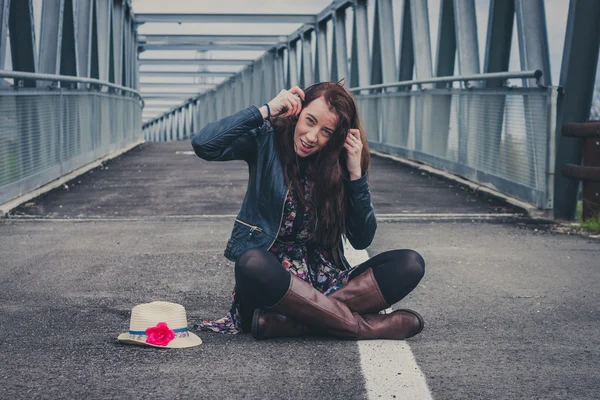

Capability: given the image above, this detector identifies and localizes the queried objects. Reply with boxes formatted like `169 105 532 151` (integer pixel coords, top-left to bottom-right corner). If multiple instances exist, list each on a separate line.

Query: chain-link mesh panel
0 91 143 205
357 88 556 209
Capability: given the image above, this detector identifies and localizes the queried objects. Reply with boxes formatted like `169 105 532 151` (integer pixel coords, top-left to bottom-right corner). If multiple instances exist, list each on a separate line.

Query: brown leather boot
330 269 389 314
251 310 313 340
252 273 423 340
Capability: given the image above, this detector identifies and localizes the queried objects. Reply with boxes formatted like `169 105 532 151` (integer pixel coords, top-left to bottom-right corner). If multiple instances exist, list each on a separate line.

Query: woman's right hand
260 87 306 119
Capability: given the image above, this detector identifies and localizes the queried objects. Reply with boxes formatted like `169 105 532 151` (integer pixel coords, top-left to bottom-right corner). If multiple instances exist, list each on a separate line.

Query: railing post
315 20 329 83
554 0 600 219
331 7 348 81
287 40 299 88
300 29 314 88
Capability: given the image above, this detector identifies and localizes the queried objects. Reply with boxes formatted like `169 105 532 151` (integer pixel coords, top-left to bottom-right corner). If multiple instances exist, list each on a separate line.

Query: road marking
7 212 521 222
344 244 433 400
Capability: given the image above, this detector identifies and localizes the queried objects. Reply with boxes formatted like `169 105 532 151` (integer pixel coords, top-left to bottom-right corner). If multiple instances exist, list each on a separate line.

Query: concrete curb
370 150 553 222
0 140 145 218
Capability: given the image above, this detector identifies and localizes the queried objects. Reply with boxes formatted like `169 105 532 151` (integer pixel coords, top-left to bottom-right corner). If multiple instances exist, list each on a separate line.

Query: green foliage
576 201 600 232
581 213 600 232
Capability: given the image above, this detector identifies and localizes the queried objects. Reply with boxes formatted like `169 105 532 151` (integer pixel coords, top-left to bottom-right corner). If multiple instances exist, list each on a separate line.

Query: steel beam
300 30 313 87
215 80 224 118
128 18 136 88
7 0 37 76
428 0 455 168
123 5 131 87
187 102 194 137
95 0 111 81
205 91 217 124
252 57 264 107
398 0 414 82
60 0 77 78
389 0 413 152
139 43 274 51
453 0 480 78
192 99 200 134
38 0 65 75
315 20 329 83
0 0 9 70
483 0 514 86
481 0 515 179
410 0 433 80
241 67 252 107
409 0 433 158
178 108 186 139
350 0 369 88
232 75 243 112
453 0 481 173
139 34 283 44
111 0 124 85
76 0 93 78
138 58 253 66
144 101 188 107
515 0 551 86
554 0 600 219
331 7 348 81
515 0 551 194
142 94 205 99
135 13 316 24
435 0 455 81
274 47 286 91
371 0 396 85
287 40 299 87
226 78 235 116
139 70 236 77
140 82 218 88
263 51 277 100
89 0 98 79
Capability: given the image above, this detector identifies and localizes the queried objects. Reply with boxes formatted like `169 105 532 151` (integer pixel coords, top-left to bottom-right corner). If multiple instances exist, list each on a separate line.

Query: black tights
234 248 425 332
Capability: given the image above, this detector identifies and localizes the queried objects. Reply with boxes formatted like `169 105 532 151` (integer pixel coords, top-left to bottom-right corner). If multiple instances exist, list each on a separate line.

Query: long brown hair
271 81 370 250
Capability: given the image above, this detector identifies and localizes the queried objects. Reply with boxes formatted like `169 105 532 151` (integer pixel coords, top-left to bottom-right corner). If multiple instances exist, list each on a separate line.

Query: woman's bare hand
260 87 306 119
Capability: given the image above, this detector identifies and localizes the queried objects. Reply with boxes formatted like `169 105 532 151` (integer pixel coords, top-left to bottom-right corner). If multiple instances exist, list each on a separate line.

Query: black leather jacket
191 106 377 270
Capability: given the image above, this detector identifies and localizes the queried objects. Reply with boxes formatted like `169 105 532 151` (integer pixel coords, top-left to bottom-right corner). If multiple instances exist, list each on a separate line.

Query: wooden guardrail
562 121 600 220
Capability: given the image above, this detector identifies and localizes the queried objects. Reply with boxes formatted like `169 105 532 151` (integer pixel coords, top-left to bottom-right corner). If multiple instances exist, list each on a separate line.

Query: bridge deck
1 142 598 399
10 141 515 219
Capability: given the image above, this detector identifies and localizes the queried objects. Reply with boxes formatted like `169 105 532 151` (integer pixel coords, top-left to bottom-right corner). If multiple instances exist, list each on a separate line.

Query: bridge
1 1 599 399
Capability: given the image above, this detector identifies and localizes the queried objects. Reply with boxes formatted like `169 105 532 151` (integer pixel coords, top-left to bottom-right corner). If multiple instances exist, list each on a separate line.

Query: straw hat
117 301 202 348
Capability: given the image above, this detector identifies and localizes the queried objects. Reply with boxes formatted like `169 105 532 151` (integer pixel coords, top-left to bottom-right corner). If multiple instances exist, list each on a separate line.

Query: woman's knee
408 250 425 278
405 250 425 281
234 248 271 280
391 249 425 285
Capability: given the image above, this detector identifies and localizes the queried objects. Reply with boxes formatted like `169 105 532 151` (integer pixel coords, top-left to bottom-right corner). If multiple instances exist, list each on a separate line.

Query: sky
129 0 594 120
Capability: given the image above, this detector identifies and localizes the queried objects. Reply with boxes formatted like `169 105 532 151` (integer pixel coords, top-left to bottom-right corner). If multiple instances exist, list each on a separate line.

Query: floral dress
196 174 356 335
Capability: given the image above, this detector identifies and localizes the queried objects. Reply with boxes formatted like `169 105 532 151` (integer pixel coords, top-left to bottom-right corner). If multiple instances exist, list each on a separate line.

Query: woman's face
293 96 338 158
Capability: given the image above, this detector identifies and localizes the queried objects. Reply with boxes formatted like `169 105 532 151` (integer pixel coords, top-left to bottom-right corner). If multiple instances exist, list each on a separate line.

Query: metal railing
348 70 544 91
0 70 144 206
352 70 558 210
142 70 558 210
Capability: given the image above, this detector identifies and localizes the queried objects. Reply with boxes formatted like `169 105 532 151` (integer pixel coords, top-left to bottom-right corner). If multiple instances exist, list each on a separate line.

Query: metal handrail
141 69 545 128
348 70 543 92
0 69 144 103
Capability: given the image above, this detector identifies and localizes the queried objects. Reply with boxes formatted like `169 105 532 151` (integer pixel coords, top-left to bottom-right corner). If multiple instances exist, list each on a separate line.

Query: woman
192 82 425 340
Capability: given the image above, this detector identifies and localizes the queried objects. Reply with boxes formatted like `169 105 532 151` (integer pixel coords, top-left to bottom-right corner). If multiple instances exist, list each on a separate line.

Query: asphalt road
1 141 598 399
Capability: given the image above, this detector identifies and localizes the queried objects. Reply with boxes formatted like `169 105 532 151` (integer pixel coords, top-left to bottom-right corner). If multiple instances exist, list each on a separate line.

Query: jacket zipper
234 218 263 233
267 181 291 249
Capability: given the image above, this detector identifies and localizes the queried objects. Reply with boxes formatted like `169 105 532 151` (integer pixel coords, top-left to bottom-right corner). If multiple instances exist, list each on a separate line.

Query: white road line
7 212 520 223
344 244 433 400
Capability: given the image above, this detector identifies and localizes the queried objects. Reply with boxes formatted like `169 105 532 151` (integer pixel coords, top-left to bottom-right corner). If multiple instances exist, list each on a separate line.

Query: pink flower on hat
145 322 175 346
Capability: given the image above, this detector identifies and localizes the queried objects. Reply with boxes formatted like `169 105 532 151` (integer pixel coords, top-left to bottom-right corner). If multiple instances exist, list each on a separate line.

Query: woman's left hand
344 129 363 180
